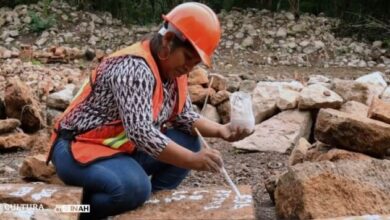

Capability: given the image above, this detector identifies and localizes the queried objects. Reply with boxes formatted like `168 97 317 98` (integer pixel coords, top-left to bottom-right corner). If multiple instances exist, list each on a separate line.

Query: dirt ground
0 63 387 220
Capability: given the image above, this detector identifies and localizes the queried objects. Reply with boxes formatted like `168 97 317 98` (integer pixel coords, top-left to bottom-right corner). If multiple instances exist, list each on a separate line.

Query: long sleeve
172 94 201 134
108 56 170 158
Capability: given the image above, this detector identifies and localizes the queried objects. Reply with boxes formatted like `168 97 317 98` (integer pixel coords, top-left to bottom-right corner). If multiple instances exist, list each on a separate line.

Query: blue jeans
51 128 201 219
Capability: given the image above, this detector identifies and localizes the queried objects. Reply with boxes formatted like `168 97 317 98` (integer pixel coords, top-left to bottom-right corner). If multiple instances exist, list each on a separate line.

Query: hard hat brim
162 14 212 68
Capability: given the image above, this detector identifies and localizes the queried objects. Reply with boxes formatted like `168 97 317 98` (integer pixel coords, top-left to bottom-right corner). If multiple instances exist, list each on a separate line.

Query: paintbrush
194 128 242 198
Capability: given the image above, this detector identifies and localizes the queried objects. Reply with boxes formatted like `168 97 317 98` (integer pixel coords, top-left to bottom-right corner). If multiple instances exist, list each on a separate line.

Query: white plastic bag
230 91 255 133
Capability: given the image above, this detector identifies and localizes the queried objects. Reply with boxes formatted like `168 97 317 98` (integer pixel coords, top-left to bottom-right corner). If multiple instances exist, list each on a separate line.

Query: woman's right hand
189 148 223 173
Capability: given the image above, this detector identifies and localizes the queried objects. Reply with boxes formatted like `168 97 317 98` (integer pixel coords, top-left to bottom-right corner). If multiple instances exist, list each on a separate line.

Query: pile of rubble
205 70 389 219
185 67 390 218
1 0 389 69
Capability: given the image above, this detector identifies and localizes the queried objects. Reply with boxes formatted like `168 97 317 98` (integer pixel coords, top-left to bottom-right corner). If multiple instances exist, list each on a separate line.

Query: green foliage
28 11 55 33
5 0 390 42
42 0 53 16
31 59 42 65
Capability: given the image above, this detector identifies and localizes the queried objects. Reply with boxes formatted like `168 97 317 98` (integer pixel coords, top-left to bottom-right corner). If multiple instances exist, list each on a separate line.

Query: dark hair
144 22 196 59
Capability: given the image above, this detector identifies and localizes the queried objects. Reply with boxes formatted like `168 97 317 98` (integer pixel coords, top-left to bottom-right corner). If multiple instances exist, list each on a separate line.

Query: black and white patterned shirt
60 56 200 158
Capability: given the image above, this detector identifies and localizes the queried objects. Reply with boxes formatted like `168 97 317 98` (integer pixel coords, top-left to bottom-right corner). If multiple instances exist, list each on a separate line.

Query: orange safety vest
46 40 188 165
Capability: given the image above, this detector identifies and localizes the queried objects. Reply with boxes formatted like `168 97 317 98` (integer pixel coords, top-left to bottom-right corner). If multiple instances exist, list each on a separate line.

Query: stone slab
233 110 312 153
0 183 82 220
114 185 254 220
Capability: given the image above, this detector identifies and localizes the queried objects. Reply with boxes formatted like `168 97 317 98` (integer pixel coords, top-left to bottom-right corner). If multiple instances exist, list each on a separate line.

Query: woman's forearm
191 116 223 138
157 140 195 169
157 140 222 172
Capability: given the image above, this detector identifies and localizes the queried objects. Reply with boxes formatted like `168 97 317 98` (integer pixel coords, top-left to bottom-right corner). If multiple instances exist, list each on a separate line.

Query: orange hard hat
162 2 221 67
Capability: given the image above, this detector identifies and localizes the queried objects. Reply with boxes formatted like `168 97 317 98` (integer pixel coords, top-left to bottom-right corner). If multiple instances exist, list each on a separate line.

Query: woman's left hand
218 123 254 142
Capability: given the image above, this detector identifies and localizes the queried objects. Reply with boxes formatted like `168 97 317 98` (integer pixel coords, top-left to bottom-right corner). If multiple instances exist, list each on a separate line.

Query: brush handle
194 128 242 197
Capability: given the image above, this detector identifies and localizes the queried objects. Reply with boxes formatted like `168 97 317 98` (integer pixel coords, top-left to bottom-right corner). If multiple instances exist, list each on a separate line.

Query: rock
381 87 390 103
285 12 295 20
299 40 310 47
200 104 220 123
0 17 5 27
209 74 227 92
239 80 256 93
8 30 19 37
19 154 63 184
298 84 343 110
35 37 48 46
114 185 254 220
289 138 311 166
0 183 82 219
189 85 216 105
314 40 325 49
332 79 380 105
306 145 373 162
226 74 241 92
47 84 76 110
252 97 278 124
372 41 383 48
356 71 387 88
242 37 254 48
192 104 200 114
265 176 278 204
315 108 390 157
47 108 63 126
317 215 390 220
0 119 21 134
0 132 32 150
216 100 231 124
233 110 312 153
251 81 302 124
4 79 45 133
275 159 390 219
85 48 96 60
210 90 230 106
276 28 287 38
0 99 5 119
339 101 369 117
307 75 331 85
368 97 390 124
277 89 300 110
188 67 209 86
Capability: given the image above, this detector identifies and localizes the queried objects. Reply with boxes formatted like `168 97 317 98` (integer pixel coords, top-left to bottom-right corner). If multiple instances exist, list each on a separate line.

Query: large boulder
189 85 216 105
46 84 76 110
216 100 230 124
306 145 373 162
0 183 82 220
355 71 387 91
233 110 312 153
252 81 304 123
277 88 300 110
298 84 343 110
19 154 63 184
382 86 390 102
209 73 227 92
4 78 45 133
288 138 311 166
188 66 209 86
0 118 21 134
210 90 230 106
315 108 390 157
114 185 254 220
275 159 390 219
332 79 382 105
339 101 368 117
0 132 32 150
368 97 390 124
200 104 220 123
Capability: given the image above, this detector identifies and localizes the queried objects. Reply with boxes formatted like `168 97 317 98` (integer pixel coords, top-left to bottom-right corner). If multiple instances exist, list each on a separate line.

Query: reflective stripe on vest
46 40 188 165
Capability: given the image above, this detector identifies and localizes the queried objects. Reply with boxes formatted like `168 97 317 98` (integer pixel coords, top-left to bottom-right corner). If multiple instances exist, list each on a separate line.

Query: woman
46 2 251 219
